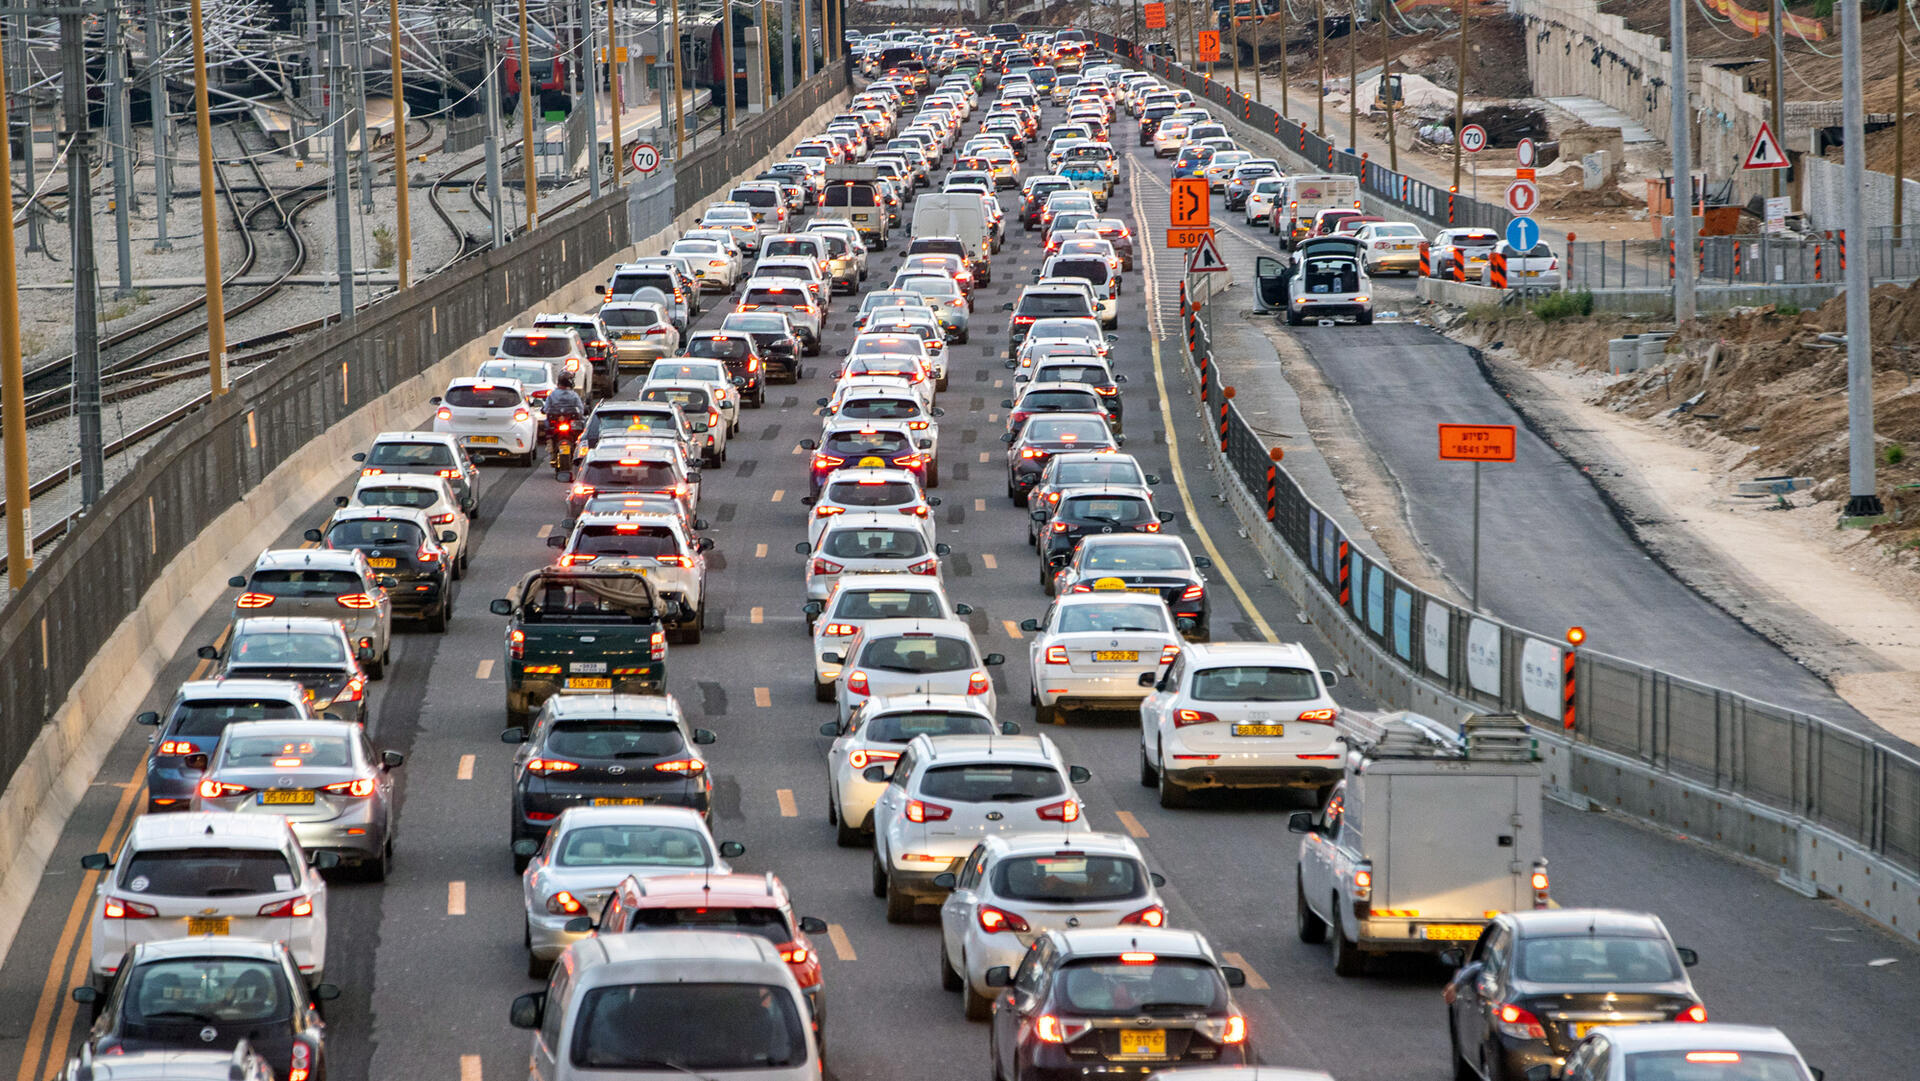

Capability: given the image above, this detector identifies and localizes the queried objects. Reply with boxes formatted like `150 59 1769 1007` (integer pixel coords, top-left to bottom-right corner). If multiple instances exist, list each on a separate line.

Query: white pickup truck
1292 712 1549 976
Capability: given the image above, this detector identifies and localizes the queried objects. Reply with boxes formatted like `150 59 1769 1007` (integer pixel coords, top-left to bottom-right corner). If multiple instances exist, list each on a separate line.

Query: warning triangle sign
1744 122 1790 170
1186 232 1229 274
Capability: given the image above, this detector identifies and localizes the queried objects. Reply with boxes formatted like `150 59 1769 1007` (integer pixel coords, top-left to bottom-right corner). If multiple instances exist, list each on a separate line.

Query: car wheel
1139 745 1157 787
1156 745 1190 809
1357 311 1373 326
1331 905 1366 977
836 806 865 848
814 678 835 703
871 853 888 898
519 449 536 467
368 653 386 681
426 601 449 634
527 947 552 980
1286 308 1305 327
884 873 915 923
1296 871 1327 943
680 605 704 645
940 939 964 991
1034 701 1056 726
964 980 995 1021
362 837 393 882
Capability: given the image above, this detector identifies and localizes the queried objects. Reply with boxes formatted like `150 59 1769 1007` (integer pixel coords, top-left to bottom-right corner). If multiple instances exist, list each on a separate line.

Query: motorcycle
548 415 580 478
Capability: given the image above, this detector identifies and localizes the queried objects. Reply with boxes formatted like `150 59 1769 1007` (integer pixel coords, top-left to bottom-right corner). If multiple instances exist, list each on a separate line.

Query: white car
432 377 537 463
1353 221 1429 276
343 471 469 573
803 467 939 550
1022 591 1184 725
1561 1024 1819 1081
493 327 594 401
832 616 1003 725
84 813 332 992
517 805 740 977
1139 641 1345 809
596 299 681 370
805 575 967 696
570 439 701 517
798 513 949 602
1480 238 1563 287
636 379 729 467
818 385 943 468
668 236 741 292
937 832 1166 1019
699 203 768 252
868 734 1092 923
1246 177 1285 226
818 693 1013 846
553 509 715 643
645 358 742 433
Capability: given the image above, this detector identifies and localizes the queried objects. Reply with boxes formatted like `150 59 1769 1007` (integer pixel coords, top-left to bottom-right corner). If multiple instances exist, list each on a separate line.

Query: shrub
1886 443 1907 466
1531 289 1594 321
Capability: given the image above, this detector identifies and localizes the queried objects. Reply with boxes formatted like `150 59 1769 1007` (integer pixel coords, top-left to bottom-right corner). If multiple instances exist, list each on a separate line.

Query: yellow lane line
751 606 765 624
827 923 858 961
475 659 494 679
755 543 768 558
771 489 785 502
776 789 799 817
1003 620 1024 640
457 754 476 781
754 687 772 707
447 881 467 916
1115 810 1150 838
1221 951 1271 990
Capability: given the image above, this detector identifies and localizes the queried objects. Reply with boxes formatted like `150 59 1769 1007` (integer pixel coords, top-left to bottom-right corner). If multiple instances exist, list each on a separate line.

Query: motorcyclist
544 372 587 458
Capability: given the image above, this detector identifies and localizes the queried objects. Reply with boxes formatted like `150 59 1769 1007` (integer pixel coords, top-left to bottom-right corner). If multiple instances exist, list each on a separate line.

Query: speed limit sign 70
630 142 661 174
1459 124 1487 154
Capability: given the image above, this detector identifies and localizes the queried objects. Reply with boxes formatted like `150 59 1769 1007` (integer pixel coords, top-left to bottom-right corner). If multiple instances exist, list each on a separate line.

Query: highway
2 78 1918 1081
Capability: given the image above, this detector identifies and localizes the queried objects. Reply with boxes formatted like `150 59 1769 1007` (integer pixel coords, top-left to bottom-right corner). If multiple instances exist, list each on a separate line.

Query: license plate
592 797 647 806
261 789 315 805
1127 587 1162 595
1524 270 1541 277
1094 650 1139 662
571 662 608 674
367 558 397 569
1118 1030 1166 1057
1395 243 1414 250
566 677 614 690
1422 923 1483 941
466 435 501 444
1234 723 1285 736
188 917 231 935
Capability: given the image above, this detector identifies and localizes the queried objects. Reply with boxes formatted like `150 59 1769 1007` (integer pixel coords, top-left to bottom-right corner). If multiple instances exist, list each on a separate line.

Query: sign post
1438 423 1518 611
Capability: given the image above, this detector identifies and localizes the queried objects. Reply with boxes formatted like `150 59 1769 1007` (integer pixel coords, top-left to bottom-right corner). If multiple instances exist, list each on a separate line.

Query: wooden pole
1452 0 1467 191
0 27 31 585
1384 0 1396 170
189 0 227 394
389 0 410 288
1254 12 1262 102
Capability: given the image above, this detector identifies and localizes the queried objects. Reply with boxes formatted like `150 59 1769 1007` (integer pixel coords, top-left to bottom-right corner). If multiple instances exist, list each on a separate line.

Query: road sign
1145 1 1167 28
1765 195 1790 234
1197 31 1221 62
1438 423 1518 462
1167 227 1213 248
1170 177 1210 229
1504 180 1538 215
1506 216 1539 252
630 142 661 174
1459 124 1487 153
1743 121 1790 169
1186 232 1229 274
1516 138 1537 167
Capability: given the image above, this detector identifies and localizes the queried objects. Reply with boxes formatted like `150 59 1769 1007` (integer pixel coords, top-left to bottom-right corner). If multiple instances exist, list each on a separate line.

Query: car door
1451 921 1510 1064
358 565 394 645
1298 782 1344 921
1141 653 1183 762
872 746 917 863
940 843 989 967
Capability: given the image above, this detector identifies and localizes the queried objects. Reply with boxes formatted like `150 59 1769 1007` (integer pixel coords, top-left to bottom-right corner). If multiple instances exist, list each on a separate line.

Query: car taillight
1173 709 1219 727
1044 644 1070 665
1050 520 1071 533
1297 708 1337 723
1159 644 1181 665
650 630 667 661
157 740 195 755
811 557 844 576
322 776 377 797
822 622 858 636
1531 861 1552 907
653 758 706 774
417 546 440 563
337 593 377 609
560 554 598 567
431 512 457 524
545 891 586 915
509 628 525 659
289 1041 312 1081
1035 1015 1092 1043
1036 798 1079 822
1020 448 1046 459
572 483 594 497
103 897 159 919
965 669 992 695
1494 1003 1547 1040
978 904 1030 933
1179 584 1204 601
197 779 252 798
236 592 276 609
525 758 580 776
1120 904 1167 927
335 675 367 703
1676 1003 1709 1022
435 408 451 420
906 798 952 822
846 670 870 696
258 896 315 918
813 454 846 470
908 558 939 575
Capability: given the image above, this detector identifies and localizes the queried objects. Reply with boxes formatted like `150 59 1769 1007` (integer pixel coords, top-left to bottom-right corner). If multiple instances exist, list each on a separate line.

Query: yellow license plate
1118 1030 1166 1057
1525 270 1542 277
467 435 501 444
1422 924 1483 941
1094 650 1139 662
261 789 315 805
187 917 231 935
1127 587 1162 595
1234 723 1285 736
367 558 397 569
567 677 614 690
857 456 887 468
1395 244 1414 250
592 797 648 806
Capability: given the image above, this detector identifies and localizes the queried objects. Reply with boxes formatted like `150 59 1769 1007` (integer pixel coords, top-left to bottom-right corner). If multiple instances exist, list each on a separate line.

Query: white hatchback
818 693 1013 846
832 616 1004 725
799 513 949 602
805 574 966 697
344 472 469 573
432 377 537 463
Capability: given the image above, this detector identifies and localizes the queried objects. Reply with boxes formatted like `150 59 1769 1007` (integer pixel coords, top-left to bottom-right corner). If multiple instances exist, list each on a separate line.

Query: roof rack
1338 710 1538 762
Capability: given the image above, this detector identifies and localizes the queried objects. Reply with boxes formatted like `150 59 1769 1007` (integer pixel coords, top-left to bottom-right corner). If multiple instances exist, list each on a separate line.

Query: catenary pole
390 0 411 287
1841 0 1883 518
0 27 33 585
1451 0 1465 191
60 1 104 505
329 0 357 319
1669 0 1695 322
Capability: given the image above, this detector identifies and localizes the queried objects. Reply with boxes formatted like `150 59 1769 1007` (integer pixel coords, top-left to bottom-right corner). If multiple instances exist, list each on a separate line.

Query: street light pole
0 27 34 585
1315 0 1325 135
59 1 105 506
518 0 540 230
1668 0 1695 323
1841 0 1883 519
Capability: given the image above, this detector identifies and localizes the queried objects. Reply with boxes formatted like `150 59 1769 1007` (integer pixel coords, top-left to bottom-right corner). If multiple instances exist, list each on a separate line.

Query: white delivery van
911 192 992 277
1275 174 1361 247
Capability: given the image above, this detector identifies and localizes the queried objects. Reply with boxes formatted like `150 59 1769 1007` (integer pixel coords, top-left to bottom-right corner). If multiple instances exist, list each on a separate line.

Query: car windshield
1373 224 1424 238
837 398 921 422
599 307 661 330
1081 543 1189 572
626 906 792 945
327 519 426 549
862 710 994 742
992 854 1147 902
1056 958 1225 1014
219 733 354 768
573 524 681 559
1061 496 1152 524
826 479 919 507
641 388 711 414
821 528 927 560
365 441 453 467
126 958 288 1025
687 336 752 360
1517 936 1682 984
120 847 296 897
1190 666 1319 702
1029 320 1099 343
859 634 972 672
824 430 911 455
555 825 712 867
545 719 685 759
170 699 303 737
445 385 523 409
1025 417 1109 442
763 240 819 259
501 336 572 359
580 461 678 491
1056 603 1166 634
897 275 959 298
356 485 439 509
831 588 944 620
1622 1051 1811 1081
651 362 726 382
569 983 807 1070
478 360 550 385
228 632 346 666
1051 258 1109 284
920 763 1064 802
1055 461 1142 487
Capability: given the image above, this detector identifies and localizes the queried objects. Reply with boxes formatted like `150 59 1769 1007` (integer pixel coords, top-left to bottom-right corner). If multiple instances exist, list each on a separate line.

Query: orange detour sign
1437 424 1518 462
1170 177 1210 229
1197 31 1221 62
1145 2 1168 28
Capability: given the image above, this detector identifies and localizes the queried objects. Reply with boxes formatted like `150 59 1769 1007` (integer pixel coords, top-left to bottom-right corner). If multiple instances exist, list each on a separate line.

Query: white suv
551 509 714 643
818 693 1014 846
804 575 967 697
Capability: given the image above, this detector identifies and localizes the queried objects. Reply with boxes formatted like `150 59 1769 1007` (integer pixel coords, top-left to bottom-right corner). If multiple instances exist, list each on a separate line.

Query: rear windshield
641 387 712 414
598 307 661 329
1190 666 1319 702
1082 543 1188 572
326 519 426 548
609 272 677 296
824 430 910 455
919 763 1064 803
1017 293 1095 318
573 524 681 558
555 824 711 868
821 528 927 560
1061 495 1152 524
831 588 944 621
169 699 303 737
1056 602 1166 634
763 240 822 259
589 411 680 442
245 569 360 597
478 360 550 384
911 239 967 257
500 336 571 359
356 485 439 509
120 848 295 897
650 362 726 382
1051 258 1110 285
580 461 678 491
1056 958 1225 1014
545 719 684 759
219 732 353 768
991 854 1147 902
1621 1052 1808 1081
1035 365 1112 387
826 479 918 506
126 958 288 1024
1025 417 1109 442
859 634 972 672
862 710 994 742
1023 390 1102 413
1517 936 1681 984
227 632 344 666
569 983 806 1071
445 386 523 409
825 183 879 207
744 288 812 308
838 398 921 422
625 906 792 944
732 189 779 207
365 441 454 467
687 336 753 360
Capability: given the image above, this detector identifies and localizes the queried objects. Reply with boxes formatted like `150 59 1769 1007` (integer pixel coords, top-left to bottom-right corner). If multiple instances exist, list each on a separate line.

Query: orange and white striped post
1563 626 1586 730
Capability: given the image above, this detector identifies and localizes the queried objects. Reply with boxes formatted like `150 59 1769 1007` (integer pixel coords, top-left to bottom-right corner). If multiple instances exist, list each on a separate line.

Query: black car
74 938 336 1079
306 510 454 630
1021 180 1074 230
1444 909 1705 1081
802 424 933 495
1004 414 1120 504
1034 489 1172 588
533 313 620 396
1139 102 1177 144
684 330 767 407
1053 535 1214 640
907 235 990 284
1003 387 1113 438
986 928 1250 1081
207 619 376 725
1014 359 1127 425
502 695 719 865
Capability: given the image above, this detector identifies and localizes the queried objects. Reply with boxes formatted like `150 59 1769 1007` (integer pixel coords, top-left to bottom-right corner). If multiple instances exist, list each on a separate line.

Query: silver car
832 616 1004 725
188 719 403 878
818 693 1012 846
798 512 950 601
804 575 965 696
227 548 394 675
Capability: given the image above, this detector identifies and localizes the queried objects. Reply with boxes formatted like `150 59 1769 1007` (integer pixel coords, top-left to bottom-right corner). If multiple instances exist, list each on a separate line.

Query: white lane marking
447 881 467 916
457 754 475 781
475 659 494 679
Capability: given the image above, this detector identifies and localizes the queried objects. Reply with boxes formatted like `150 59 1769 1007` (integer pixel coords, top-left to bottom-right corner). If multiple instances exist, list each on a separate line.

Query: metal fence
1174 278 1920 879
673 65 850 215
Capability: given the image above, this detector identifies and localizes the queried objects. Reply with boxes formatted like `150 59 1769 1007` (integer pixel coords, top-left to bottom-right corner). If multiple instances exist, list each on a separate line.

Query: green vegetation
373 225 397 269
99 289 152 323
1530 289 1594 321
1886 443 1907 467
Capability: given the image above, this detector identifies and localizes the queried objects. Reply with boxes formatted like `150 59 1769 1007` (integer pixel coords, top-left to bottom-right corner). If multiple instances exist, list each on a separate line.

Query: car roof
251 547 361 571
1595 1024 1803 1055
553 804 710 830
1508 908 1673 939
984 830 1143 860
1181 641 1314 665
173 677 308 702
229 616 350 637
616 871 790 909
570 930 786 979
863 691 992 715
905 732 1061 766
853 616 974 641
131 936 287 964
127 812 292 847
1053 925 1213 961
330 505 435 528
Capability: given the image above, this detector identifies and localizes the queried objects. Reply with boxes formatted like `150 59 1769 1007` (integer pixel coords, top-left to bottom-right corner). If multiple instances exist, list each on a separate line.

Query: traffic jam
44 22 1820 1081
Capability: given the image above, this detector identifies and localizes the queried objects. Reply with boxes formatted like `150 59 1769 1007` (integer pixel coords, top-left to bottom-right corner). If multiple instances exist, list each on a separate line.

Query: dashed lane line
982 553 998 570
457 754 475 781
1003 619 1024 640
1115 810 1150 839
448 881 467 916
827 923 858 961
776 789 799 817
475 659 494 679
751 606 765 624
754 686 772 707
755 543 768 558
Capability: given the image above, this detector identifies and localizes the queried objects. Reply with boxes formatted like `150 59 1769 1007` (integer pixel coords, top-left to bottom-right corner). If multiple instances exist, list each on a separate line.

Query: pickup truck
1060 163 1113 211
488 568 675 722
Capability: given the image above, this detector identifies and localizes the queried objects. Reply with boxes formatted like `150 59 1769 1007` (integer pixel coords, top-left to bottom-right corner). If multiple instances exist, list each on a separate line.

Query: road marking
475 659 494 679
457 754 476 781
771 488 785 503
448 881 467 916
1003 619 1023 639
536 523 554 539
993 379 1004 388
755 543 768 558
982 553 997 569
1134 177 1279 645
974 498 986 511
827 923 858 961
987 413 998 423
1115 810 1150 838
792 443 804 455
460 1055 482 1081
978 451 990 463
754 686 772 707
751 606 764 624
1221 951 1271 990
776 789 799 816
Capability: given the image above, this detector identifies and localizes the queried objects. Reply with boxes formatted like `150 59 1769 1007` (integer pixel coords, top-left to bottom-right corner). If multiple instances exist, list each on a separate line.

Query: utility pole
1231 13 1241 94
609 0 622 186
799 0 811 78
1841 0 1883 519
1383 1 1396 170
1451 0 1466 191
354 0 374 209
16 11 41 253
189 0 227 395
518 0 539 231
1347 1 1357 151
1668 0 1695 322
1315 0 1325 134
582 0 602 200
759 0 773 111
656 17 671 139
106 11 134 296
146 0 172 249
1770 0 1784 201
1895 0 1906 235
481 0 506 247
0 27 34 586
1253 10 1262 102
328 0 357 320
779 0 792 92
670 0 685 157
721 0 736 132
59 1 105 506
1279 0 1288 117
390 0 411 288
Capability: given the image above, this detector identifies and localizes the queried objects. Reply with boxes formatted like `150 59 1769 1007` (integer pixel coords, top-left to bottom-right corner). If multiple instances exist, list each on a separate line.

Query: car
1276 236 1374 327
667 236 742 292
1353 221 1428 275
937 832 1167 1019
82 813 333 994
802 467 939 550
531 312 619 395
1022 589 1185 725
1224 159 1280 209
869 734 1092 923
302 507 454 629
226 548 393 675
803 220 870 283
986 928 1252 1079
1444 909 1707 1081
1171 144 1214 180
831 616 1004 725
798 512 950 601
1201 149 1254 191
1080 218 1135 270
816 387 944 469
135 679 315 813
568 437 700 514
340 471 470 575
804 573 966 686
1024 452 1156 532
353 431 478 520
59 1043 280 1081
1560 1024 1816 1081
204 617 375 725
1005 413 1122 504
551 509 714 642
1038 254 1120 326
582 400 695 458
861 313 953 388
1021 177 1074 229
1246 177 1285 226
818 693 1011 845
493 327 595 402
698 204 768 255
1052 535 1213 638
1033 484 1168 586
801 422 934 494
1428 227 1501 279
72 937 334 1072
514 806 743 974
645 357 743 433
1007 286 1101 354
603 262 703 327
507 931 819 1081
683 329 769 408
596 299 682 370
1015 359 1128 428
431 377 538 464
1482 239 1562 288
635 381 729 466
720 310 806 383
755 255 834 309
737 279 824 355
1005 384 1114 441
187 718 403 878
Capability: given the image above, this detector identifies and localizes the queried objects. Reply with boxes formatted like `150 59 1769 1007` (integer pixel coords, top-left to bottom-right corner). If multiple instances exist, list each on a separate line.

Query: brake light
1159 644 1181 665
572 483 594 497
1179 584 1204 601
1120 905 1167 927
813 454 846 470
846 670 869 696
847 748 901 769
289 1042 312 1081
431 512 457 524
811 557 844 575
197 779 252 798
545 891 585 915
508 628 525 659
417 546 440 563
1036 798 1079 822
560 554 598 567
335 674 367 702
103 897 159 919
156 740 195 755
322 776 377 797
337 593 377 609
257 896 314 918
977 905 1030 933
1494 1003 1547 1040
525 758 580 775
236 592 275 609
435 408 452 421
821 622 858 637
649 630 667 661
1214 1015 1248 1044
1173 709 1219 727
1297 708 1337 723
653 758 707 774
1676 1003 1709 1022
906 798 952 822
909 558 940 575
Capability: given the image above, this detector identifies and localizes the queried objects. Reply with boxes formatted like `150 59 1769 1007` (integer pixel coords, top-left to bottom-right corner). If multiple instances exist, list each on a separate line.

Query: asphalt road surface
1 85 1916 1081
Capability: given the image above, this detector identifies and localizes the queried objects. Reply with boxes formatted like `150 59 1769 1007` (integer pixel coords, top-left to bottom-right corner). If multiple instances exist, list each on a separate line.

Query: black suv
1021 180 1074 230
684 330 767 407
1034 488 1172 587
306 509 454 630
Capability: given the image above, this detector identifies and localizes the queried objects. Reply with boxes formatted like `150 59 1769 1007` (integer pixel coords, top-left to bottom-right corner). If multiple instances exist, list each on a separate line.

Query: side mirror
983 653 1005 666
508 991 546 1030
376 576 398 590
834 348 850 357
952 602 973 615
312 983 342 1002
1221 965 1248 988
733 376 747 387
1193 556 1214 570
795 541 813 555
693 728 717 745
135 710 160 726
1000 433 1015 444
935 543 952 556
932 407 946 417
311 850 342 870
693 518 710 531
501 727 527 744
862 764 891 783
819 721 841 737
70 986 99 1005
1105 334 1118 345
1439 947 1467 967
226 575 247 589
1676 947 1699 968
1000 302 1015 311
816 396 831 407
1320 670 1339 687
985 966 1013 987
512 838 540 857
1288 811 1315 834
1029 510 1048 522
1144 472 1160 484
1115 374 1129 383
489 599 514 617
1156 511 1175 523
800 496 816 506
381 750 405 770
184 753 210 772
918 438 933 450
1068 765 1091 783
1013 375 1029 384
799 439 819 451
564 916 594 934
351 452 367 462
718 841 746 858
356 646 376 663
80 852 112 871
428 396 442 406
438 531 458 544
333 495 350 508
545 535 567 549
928 497 943 507
1001 398 1015 408
802 601 824 617
697 537 716 552
1137 671 1157 687
1150 872 1167 887
798 916 829 934
932 872 958 889
1003 359 1017 369
593 283 608 294
303 528 324 543
1019 618 1040 632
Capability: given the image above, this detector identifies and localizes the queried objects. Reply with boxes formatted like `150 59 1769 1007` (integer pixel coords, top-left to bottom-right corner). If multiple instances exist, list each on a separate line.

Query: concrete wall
1801 155 1920 235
